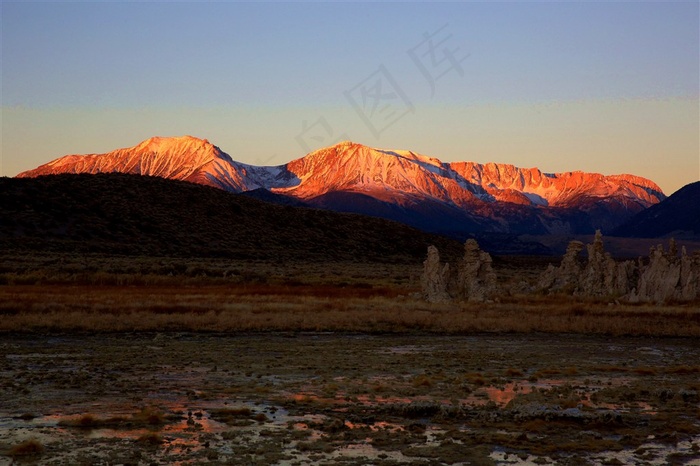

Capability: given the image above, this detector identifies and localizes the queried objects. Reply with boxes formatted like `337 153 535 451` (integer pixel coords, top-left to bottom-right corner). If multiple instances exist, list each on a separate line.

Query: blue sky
2 1 698 194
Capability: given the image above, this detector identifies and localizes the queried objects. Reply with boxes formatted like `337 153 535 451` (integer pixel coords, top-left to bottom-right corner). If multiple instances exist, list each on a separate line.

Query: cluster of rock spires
632 241 700 302
537 231 636 298
538 231 700 303
421 239 497 303
421 232 700 304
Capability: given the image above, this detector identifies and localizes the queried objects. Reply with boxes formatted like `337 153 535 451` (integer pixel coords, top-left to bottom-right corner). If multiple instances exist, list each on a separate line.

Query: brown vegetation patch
136 432 163 445
57 407 167 429
8 439 44 457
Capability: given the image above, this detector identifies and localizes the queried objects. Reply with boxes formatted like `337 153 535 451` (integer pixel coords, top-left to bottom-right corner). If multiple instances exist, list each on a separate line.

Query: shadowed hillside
612 181 700 239
0 174 462 262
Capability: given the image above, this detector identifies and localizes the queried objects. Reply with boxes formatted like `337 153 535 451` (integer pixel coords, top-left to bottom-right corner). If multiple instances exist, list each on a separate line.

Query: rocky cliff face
18 136 666 236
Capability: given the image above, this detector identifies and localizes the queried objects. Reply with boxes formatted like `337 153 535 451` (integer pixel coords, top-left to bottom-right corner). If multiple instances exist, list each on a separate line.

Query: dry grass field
2 284 699 336
1 252 699 337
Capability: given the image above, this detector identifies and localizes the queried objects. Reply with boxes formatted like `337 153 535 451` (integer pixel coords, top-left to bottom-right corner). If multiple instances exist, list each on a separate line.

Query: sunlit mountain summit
19 136 665 236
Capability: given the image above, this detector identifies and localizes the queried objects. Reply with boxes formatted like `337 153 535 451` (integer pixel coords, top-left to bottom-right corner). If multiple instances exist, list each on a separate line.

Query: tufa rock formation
538 230 637 297
538 240 585 293
420 245 451 303
580 231 638 297
421 240 497 302
538 231 637 298
456 239 498 302
423 233 698 304
629 240 700 303
538 232 699 303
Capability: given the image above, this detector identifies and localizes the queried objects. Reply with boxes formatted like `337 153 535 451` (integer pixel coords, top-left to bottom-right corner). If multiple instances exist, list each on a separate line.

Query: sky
1 1 698 195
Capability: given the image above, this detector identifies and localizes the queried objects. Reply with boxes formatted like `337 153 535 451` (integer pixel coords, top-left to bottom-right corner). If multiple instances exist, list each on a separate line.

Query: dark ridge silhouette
0 173 463 262
238 188 309 208
612 181 700 239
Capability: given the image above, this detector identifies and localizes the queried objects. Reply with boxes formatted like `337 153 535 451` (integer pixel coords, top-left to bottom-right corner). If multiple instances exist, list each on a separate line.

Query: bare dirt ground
2 333 699 465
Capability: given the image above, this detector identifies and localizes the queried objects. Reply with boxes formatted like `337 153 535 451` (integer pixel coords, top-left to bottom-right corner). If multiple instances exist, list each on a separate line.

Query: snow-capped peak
17 136 666 228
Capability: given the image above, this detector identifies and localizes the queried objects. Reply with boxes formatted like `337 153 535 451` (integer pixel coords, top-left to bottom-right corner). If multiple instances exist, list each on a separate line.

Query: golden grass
1 283 699 336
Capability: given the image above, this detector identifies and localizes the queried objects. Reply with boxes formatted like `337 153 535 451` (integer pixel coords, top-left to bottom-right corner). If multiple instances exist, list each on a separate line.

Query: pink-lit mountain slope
18 136 282 193
18 137 665 237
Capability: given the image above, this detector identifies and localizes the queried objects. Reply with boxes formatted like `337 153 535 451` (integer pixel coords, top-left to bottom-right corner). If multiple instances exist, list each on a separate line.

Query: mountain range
18 135 666 238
